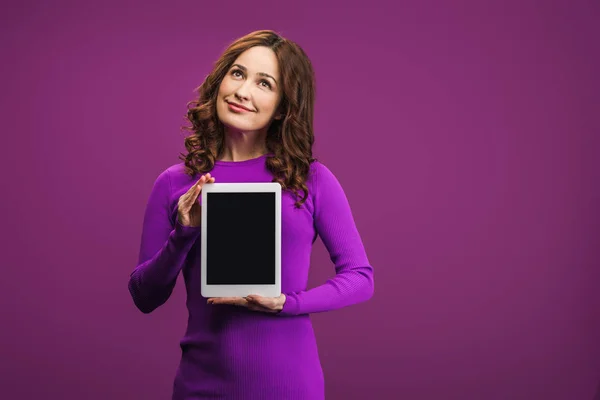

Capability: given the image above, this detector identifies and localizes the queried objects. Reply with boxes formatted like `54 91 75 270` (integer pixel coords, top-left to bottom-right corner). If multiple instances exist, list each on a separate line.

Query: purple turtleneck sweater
128 154 374 399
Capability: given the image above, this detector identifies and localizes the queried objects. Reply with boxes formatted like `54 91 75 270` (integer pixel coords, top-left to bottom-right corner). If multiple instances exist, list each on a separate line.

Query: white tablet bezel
200 182 281 298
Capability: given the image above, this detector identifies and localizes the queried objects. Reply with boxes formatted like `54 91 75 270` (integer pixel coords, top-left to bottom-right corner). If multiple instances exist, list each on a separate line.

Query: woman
128 30 374 399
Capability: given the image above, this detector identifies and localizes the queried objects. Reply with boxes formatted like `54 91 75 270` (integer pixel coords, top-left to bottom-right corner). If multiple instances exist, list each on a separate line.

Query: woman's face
216 46 282 134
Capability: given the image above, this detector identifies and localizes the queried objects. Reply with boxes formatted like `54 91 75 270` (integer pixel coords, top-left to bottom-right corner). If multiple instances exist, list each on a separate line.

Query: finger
245 295 275 309
200 173 212 184
182 176 205 203
195 174 207 188
194 176 215 203
242 296 274 311
219 296 243 301
207 297 248 307
207 296 240 303
189 175 207 202
196 174 216 190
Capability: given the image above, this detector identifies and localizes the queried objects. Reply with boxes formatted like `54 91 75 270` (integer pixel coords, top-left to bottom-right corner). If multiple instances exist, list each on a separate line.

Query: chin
221 119 265 134
218 116 266 135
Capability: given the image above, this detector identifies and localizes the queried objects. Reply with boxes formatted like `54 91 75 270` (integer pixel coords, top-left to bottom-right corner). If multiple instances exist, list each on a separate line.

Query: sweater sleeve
128 169 201 314
279 163 374 316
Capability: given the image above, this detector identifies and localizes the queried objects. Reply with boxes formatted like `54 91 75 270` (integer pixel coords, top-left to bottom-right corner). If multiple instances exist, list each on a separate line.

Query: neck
219 127 268 162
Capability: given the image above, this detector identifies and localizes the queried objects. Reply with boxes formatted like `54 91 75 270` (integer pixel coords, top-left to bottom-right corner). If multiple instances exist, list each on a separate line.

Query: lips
226 100 254 112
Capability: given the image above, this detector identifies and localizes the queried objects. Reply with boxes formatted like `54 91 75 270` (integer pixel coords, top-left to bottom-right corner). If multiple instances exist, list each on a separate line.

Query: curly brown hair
179 30 316 208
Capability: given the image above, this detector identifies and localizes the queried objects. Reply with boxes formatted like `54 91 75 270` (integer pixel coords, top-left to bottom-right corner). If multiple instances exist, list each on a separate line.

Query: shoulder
162 161 189 176
307 159 347 205
309 159 341 188
151 162 196 194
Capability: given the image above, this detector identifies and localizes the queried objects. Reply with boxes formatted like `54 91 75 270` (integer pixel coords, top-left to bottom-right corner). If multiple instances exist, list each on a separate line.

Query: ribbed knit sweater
128 154 374 399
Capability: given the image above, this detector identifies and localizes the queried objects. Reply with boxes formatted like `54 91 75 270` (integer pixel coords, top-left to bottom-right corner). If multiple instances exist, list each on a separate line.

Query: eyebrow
231 64 278 86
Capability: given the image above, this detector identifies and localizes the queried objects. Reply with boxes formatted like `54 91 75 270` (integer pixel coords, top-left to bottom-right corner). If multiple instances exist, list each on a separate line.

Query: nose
234 81 252 102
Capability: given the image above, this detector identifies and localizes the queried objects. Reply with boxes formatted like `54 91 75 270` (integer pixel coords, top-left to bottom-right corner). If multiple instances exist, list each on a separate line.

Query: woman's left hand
207 294 286 313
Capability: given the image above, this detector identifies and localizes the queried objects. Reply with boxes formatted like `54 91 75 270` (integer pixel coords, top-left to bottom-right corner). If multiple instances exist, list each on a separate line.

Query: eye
259 79 272 89
231 69 243 78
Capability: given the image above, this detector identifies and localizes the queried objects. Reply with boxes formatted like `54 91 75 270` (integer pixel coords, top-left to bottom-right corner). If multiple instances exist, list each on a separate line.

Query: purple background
2 0 599 399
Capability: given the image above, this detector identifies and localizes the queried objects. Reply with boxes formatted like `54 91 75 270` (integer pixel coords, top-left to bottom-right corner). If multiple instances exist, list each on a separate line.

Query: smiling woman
216 46 283 134
180 30 317 208
127 30 374 400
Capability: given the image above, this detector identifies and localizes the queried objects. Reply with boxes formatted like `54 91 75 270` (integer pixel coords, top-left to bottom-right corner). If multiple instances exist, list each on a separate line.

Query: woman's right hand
177 173 215 227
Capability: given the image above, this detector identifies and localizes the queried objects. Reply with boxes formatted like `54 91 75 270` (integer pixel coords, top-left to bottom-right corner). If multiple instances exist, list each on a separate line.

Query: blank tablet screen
206 192 275 285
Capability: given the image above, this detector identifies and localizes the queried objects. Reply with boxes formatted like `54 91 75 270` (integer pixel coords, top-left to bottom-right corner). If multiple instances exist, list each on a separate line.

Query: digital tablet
200 182 281 298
